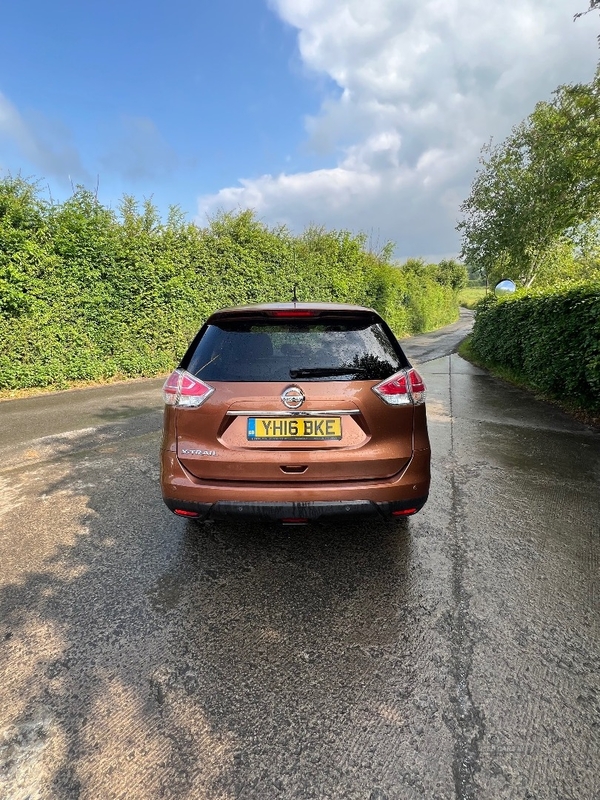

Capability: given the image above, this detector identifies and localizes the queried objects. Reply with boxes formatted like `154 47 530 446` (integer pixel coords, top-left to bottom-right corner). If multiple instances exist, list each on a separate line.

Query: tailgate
176 381 414 483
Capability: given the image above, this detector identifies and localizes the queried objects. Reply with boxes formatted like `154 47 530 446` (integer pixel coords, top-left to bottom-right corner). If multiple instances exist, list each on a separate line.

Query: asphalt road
1 315 598 800
399 307 474 365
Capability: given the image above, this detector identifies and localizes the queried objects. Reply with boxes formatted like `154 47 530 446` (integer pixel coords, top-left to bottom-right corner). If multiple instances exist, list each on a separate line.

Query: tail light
408 368 426 404
372 368 427 406
163 369 214 408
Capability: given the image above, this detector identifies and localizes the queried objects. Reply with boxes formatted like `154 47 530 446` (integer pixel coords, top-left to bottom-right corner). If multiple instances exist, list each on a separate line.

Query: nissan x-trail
160 303 430 523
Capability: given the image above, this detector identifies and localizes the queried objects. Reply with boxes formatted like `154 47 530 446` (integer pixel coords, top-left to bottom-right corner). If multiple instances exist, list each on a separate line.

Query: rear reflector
173 508 201 518
392 508 418 516
163 369 215 408
281 518 309 525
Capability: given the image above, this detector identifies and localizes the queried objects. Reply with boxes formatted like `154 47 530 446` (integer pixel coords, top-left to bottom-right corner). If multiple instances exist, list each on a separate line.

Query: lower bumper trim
163 496 428 521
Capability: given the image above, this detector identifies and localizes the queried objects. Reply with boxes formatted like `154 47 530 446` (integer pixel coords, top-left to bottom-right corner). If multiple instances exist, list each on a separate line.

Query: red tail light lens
163 369 215 408
372 370 410 405
373 368 427 406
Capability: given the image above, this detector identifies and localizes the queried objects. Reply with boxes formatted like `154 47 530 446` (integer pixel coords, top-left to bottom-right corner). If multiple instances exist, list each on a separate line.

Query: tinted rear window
184 317 407 382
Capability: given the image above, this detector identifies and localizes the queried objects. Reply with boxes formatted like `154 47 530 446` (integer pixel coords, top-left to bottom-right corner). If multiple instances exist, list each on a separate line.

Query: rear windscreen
183 317 407 382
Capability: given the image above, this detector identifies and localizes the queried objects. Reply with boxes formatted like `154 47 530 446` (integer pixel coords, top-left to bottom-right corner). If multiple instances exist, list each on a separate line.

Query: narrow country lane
0 317 598 799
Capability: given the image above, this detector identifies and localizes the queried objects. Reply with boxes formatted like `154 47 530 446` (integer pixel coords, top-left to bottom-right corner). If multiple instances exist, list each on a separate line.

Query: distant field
458 286 487 308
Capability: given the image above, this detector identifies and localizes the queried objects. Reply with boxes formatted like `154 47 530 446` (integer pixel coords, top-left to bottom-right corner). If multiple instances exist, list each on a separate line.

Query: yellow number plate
247 417 342 440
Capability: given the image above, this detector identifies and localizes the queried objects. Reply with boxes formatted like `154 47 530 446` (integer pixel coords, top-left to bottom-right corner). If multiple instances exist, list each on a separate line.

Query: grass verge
458 336 600 430
458 287 487 309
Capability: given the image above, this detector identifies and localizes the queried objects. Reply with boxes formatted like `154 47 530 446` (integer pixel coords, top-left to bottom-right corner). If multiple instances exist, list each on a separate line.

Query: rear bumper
161 446 430 520
163 496 428 521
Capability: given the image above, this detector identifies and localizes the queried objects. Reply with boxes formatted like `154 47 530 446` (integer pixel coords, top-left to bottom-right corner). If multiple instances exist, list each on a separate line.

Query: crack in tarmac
448 468 486 800
446 354 486 800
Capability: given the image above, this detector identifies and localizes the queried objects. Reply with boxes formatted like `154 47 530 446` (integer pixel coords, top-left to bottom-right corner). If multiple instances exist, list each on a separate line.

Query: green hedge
0 177 459 391
470 283 600 409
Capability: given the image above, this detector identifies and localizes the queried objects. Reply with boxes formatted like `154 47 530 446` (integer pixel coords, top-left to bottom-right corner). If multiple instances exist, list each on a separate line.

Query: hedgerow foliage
470 284 600 409
0 176 460 390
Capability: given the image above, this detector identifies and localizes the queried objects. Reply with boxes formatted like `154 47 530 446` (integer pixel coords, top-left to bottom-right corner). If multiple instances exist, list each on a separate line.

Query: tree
434 259 468 291
458 71 600 286
574 1 600 21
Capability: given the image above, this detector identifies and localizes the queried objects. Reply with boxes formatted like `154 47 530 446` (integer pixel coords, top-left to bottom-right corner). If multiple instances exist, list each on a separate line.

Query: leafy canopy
458 70 600 287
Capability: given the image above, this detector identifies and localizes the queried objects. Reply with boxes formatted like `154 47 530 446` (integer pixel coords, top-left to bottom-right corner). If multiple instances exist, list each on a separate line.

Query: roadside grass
458 336 600 430
458 287 487 309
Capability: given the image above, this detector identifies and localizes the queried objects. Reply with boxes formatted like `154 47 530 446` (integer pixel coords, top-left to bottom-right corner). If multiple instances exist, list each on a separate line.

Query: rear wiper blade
195 354 220 374
289 366 368 378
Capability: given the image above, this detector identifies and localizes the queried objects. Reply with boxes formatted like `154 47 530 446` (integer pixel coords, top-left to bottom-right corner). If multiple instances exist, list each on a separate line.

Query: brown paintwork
160 446 430 505
175 381 413 483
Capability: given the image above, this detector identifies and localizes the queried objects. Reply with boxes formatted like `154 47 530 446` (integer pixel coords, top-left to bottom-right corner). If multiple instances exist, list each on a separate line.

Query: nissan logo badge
281 386 305 409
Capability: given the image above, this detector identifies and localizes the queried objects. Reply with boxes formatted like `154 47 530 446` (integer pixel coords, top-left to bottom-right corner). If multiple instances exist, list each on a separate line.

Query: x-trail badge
281 386 305 409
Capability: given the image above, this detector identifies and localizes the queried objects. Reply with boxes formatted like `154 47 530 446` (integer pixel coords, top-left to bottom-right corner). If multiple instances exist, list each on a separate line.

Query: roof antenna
291 247 299 304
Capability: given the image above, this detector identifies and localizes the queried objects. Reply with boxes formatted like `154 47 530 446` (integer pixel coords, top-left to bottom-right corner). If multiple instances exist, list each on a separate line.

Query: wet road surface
399 308 474 365
0 322 598 799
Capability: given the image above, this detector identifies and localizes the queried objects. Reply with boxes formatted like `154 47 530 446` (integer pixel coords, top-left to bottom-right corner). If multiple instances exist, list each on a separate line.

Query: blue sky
0 0 322 207
1 0 599 257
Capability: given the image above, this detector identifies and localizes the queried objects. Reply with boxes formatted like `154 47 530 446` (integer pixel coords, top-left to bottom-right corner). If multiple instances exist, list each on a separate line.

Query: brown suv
160 303 430 523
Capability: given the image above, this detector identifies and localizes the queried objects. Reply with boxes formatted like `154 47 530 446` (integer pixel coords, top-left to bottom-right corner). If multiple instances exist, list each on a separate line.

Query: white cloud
0 91 89 184
199 0 599 258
